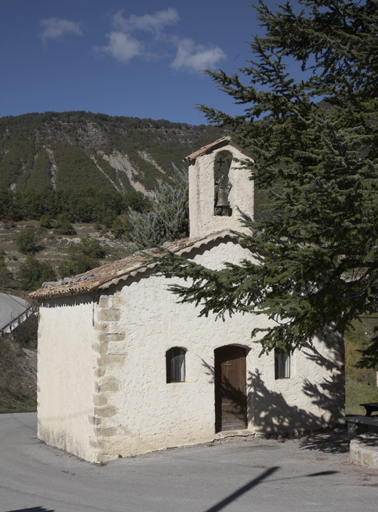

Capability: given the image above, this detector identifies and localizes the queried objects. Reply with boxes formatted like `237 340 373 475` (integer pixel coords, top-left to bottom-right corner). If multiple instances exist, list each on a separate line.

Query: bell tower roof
184 136 255 163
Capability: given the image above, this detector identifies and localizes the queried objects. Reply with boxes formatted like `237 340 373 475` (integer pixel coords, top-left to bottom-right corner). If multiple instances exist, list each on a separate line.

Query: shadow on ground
7 508 54 512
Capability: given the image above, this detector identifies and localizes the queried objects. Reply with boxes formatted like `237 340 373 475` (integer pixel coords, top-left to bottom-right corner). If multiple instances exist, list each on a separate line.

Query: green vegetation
0 112 225 413
0 255 13 288
27 149 52 191
0 188 146 226
0 315 37 414
16 229 38 255
17 255 56 290
345 317 378 414
128 164 189 248
53 142 112 190
0 111 224 194
54 214 76 235
158 0 378 368
58 239 106 277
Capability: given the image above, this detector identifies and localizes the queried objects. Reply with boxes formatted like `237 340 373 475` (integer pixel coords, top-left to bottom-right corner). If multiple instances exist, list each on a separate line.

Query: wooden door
215 346 247 432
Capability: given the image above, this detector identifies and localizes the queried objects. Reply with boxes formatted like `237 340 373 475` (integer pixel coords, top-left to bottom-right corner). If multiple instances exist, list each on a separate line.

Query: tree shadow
203 335 346 454
7 508 54 512
247 332 345 452
248 335 346 453
350 433 378 447
248 368 348 453
248 369 331 433
200 358 214 384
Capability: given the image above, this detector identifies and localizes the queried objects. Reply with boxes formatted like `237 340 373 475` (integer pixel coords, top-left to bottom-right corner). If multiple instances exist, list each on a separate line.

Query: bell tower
184 137 255 239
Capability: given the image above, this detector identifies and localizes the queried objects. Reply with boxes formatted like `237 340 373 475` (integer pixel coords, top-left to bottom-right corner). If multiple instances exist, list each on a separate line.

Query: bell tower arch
214 151 233 217
184 137 255 239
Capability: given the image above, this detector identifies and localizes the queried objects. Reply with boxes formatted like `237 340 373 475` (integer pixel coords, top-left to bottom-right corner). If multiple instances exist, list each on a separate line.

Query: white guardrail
0 289 38 336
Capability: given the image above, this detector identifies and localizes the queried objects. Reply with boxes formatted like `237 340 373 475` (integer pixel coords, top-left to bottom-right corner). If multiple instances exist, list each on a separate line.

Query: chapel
32 137 344 463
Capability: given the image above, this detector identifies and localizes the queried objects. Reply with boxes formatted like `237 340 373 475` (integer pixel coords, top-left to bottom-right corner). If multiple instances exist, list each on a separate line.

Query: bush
0 256 13 288
58 239 106 278
39 214 52 229
54 214 76 235
17 255 56 290
16 229 38 255
128 164 188 248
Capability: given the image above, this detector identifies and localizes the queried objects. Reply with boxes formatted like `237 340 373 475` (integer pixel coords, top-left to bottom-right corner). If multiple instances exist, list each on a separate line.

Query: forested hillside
0 111 223 194
0 112 225 293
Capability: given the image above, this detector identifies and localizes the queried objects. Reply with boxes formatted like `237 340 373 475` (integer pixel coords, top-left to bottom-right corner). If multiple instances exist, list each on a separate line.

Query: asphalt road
0 293 29 330
0 414 377 512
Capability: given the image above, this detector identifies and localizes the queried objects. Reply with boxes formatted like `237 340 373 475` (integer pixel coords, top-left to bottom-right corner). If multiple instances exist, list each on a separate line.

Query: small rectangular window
275 351 291 379
166 347 186 383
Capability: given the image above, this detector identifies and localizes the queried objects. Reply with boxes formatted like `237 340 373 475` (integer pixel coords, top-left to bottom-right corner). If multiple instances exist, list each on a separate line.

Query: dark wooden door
215 346 247 432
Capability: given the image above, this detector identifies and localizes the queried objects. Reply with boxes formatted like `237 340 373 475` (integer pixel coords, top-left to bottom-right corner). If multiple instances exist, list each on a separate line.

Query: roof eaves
98 230 234 291
183 137 231 162
184 137 255 163
30 230 235 300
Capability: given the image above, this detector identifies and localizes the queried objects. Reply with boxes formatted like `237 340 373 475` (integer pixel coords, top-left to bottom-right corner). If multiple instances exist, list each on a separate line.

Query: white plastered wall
37 296 99 462
92 240 344 461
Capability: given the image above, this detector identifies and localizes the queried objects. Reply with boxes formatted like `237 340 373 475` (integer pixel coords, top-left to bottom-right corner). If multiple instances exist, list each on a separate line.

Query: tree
54 214 76 235
58 239 106 278
0 255 13 288
158 0 378 367
16 229 38 255
128 164 189 248
17 255 56 290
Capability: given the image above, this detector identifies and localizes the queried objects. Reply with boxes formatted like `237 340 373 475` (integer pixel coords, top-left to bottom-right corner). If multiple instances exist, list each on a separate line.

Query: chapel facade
32 137 344 463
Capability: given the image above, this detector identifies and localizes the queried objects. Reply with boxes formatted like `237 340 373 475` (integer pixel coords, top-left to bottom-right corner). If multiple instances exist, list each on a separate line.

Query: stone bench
350 433 378 469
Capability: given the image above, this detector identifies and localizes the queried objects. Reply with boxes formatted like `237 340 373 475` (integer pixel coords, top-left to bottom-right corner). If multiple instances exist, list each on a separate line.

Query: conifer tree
158 0 378 367
128 164 189 248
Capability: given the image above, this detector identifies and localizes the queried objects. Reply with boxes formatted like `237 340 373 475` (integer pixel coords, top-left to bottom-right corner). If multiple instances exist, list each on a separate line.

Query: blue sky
0 0 277 125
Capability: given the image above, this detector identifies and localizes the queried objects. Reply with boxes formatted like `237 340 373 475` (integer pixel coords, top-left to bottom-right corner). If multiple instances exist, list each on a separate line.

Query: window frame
166 347 186 383
275 350 291 380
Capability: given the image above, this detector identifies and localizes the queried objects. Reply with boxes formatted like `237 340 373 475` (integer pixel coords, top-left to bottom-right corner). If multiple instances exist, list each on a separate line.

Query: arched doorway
214 346 247 432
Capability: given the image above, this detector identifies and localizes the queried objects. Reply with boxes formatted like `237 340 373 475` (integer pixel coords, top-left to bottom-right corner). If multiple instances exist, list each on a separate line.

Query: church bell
215 186 230 208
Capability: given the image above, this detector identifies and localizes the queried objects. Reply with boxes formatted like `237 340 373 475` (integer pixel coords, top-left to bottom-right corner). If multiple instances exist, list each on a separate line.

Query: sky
0 0 279 126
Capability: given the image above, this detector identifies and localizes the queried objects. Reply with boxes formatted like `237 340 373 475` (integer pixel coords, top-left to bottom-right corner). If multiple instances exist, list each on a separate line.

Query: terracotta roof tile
30 231 233 300
183 137 255 162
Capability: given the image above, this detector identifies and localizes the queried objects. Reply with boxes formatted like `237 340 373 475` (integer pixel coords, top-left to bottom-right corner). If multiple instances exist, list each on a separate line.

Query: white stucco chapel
32 137 345 463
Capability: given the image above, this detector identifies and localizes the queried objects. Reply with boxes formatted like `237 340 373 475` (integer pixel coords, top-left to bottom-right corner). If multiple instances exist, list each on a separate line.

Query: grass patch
345 316 378 415
346 379 378 415
0 390 37 414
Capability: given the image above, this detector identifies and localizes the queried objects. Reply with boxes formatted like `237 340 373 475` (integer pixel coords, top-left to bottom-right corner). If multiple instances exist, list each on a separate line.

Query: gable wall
91 241 344 461
37 296 99 462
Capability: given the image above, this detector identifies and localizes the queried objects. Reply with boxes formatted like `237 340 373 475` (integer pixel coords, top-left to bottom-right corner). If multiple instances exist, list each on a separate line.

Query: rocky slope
0 112 224 194
0 314 37 413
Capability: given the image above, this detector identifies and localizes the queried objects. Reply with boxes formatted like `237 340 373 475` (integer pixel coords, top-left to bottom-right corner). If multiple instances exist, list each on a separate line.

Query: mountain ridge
0 111 225 194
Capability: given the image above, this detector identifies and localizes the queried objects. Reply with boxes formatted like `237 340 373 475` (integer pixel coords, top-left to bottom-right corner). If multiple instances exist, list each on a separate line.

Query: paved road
0 414 377 512
0 293 29 330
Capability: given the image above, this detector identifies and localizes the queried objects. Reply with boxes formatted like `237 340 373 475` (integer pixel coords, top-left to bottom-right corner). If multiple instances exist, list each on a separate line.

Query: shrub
16 229 37 255
17 255 56 290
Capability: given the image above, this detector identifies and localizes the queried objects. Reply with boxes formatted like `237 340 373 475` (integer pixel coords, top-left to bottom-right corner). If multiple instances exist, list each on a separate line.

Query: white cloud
40 17 83 43
112 8 179 34
97 8 226 73
100 32 142 63
171 38 226 73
